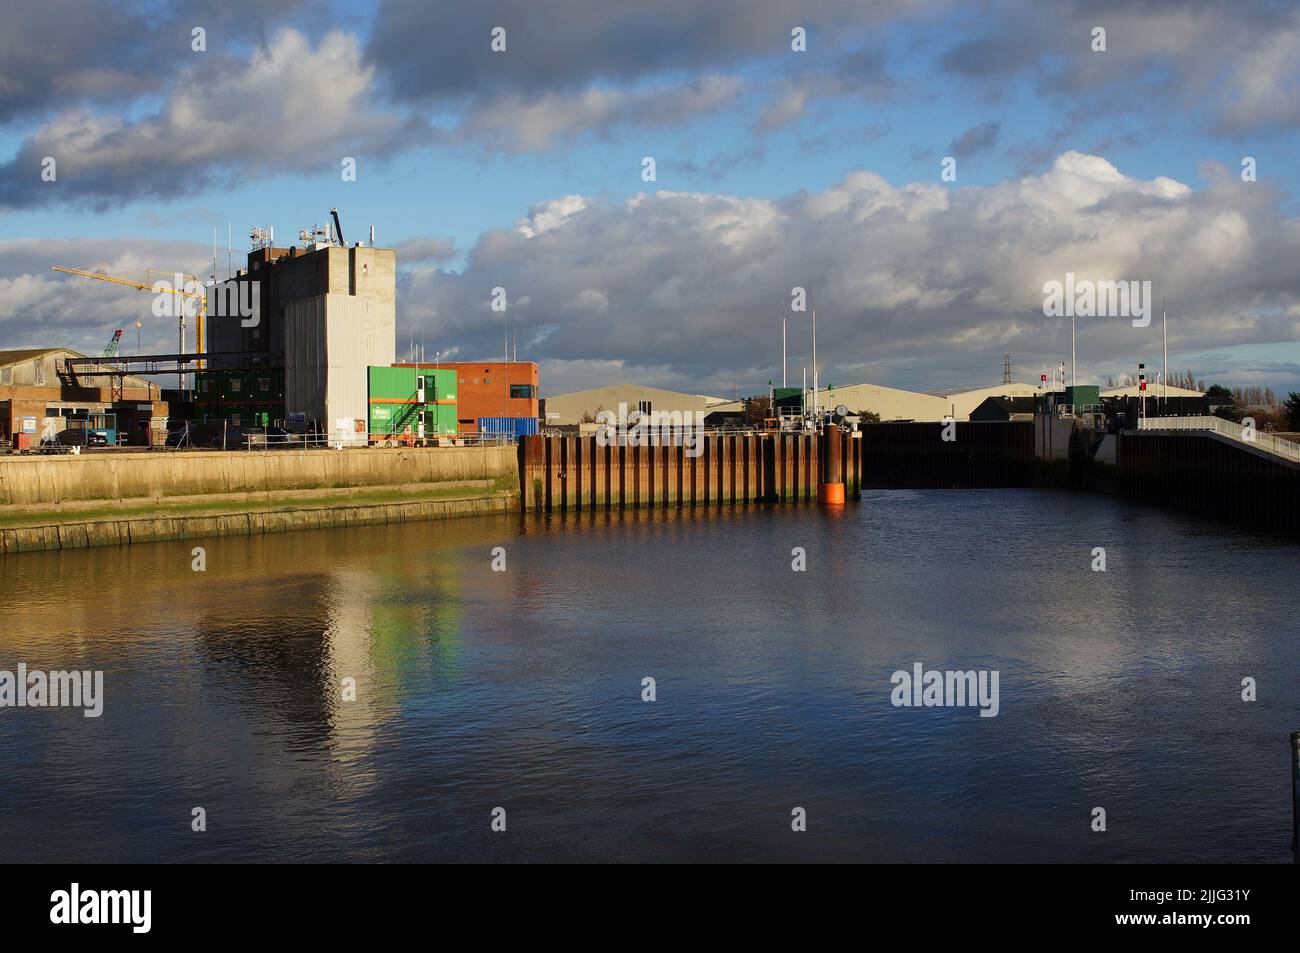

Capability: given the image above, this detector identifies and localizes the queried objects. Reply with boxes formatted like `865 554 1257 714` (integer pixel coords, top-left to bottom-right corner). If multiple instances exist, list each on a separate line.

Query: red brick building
0 347 167 445
394 361 538 433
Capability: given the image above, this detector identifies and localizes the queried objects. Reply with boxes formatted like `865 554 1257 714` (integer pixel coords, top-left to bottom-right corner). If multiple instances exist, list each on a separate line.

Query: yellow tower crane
52 265 207 387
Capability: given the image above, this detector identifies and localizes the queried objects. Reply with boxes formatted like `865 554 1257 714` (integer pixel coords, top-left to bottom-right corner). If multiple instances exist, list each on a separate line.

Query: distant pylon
1003 354 1012 385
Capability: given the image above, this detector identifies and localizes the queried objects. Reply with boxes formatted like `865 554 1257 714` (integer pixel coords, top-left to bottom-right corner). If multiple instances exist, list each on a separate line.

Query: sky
2 0 1299 398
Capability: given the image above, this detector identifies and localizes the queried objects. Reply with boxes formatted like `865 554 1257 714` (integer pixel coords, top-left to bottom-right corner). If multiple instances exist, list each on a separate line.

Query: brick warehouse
0 347 168 445
393 361 538 435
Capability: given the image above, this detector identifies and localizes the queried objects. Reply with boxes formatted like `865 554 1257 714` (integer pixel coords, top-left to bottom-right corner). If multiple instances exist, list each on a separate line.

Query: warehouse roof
0 346 79 367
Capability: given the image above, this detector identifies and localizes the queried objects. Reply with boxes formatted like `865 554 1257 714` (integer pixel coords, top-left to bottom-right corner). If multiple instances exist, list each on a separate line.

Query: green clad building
367 366 457 440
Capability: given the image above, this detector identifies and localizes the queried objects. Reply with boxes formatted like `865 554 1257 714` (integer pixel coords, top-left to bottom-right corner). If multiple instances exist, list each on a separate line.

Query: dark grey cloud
366 0 911 101
948 121 1001 158
0 0 317 124
0 30 432 211
939 0 1300 136
4 0 1298 214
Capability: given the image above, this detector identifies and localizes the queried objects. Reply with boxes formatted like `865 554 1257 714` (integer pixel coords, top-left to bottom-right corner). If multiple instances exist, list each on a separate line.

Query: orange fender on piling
818 482 846 505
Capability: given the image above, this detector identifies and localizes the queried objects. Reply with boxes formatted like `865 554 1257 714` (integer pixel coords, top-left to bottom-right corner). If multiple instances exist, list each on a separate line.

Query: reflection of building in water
363 557 467 692
194 576 342 745
191 536 469 760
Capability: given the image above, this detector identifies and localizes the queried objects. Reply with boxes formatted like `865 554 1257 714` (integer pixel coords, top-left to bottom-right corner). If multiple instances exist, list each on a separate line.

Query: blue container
479 417 539 437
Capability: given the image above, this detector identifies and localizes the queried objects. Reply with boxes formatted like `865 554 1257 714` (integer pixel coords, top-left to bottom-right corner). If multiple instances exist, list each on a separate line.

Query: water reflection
1 496 1296 863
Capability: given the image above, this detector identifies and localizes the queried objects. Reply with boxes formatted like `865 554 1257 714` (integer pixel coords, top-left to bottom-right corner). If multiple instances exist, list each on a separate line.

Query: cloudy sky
2 0 1299 396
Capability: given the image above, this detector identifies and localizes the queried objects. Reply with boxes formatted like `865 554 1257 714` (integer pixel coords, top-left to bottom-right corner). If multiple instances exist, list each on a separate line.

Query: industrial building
31 216 542 447
809 382 950 421
207 228 395 371
395 361 539 436
197 227 395 436
1101 383 1203 399
0 347 167 446
706 382 1055 423
541 384 727 426
969 396 1038 422
937 382 1043 420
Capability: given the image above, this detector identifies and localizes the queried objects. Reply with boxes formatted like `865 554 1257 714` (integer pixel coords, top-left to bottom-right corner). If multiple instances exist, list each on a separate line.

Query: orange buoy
818 482 846 505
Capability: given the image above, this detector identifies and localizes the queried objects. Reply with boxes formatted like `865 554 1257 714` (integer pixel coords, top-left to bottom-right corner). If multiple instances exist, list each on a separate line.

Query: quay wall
0 446 520 554
858 421 1038 488
0 446 515 506
0 494 515 554
1117 430 1300 533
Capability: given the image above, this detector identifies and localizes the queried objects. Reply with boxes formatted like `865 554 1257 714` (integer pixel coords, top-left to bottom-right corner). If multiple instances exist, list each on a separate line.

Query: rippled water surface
1 489 1296 862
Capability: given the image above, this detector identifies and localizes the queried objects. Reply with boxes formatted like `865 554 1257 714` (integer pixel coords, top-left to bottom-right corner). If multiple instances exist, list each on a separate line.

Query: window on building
258 377 270 392
638 400 652 415
510 384 535 399
230 378 242 392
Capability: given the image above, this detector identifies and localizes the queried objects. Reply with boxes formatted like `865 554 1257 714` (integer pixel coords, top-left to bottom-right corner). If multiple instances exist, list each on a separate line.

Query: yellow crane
51 265 207 383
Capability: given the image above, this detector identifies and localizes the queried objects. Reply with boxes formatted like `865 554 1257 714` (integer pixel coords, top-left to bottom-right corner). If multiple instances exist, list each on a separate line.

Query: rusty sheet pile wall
519 430 862 512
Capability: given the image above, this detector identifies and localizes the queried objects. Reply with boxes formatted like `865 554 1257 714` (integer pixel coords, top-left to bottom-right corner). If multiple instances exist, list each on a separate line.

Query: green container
773 387 804 412
367 366 457 437
1066 385 1100 408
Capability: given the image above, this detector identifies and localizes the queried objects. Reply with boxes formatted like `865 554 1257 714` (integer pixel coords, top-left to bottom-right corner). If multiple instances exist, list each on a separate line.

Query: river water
1 489 1296 863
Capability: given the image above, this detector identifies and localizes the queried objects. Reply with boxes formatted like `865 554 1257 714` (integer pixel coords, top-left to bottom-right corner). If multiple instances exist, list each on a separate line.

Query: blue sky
2 0 1299 397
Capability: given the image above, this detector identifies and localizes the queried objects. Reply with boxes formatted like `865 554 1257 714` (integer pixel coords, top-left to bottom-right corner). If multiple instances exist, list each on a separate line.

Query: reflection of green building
366 553 467 693
367 366 457 439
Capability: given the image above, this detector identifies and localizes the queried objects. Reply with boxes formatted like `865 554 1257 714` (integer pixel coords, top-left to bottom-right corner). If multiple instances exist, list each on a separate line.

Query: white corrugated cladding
284 294 370 428
323 295 369 429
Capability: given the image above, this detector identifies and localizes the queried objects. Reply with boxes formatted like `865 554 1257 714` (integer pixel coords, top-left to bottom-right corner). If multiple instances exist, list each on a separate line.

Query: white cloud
397 153 1300 395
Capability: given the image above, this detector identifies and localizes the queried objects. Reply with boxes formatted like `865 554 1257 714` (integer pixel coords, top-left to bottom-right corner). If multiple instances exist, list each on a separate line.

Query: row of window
222 378 274 393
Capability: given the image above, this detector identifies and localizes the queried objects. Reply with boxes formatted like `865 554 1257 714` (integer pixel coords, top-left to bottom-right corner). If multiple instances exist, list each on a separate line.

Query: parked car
209 428 261 449
54 428 108 447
